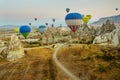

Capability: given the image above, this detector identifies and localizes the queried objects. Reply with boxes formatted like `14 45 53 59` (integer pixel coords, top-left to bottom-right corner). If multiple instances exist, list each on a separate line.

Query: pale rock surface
7 34 24 61
93 27 120 46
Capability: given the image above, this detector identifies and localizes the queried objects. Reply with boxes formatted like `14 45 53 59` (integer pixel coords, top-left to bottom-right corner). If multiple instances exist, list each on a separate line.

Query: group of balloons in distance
29 18 55 26
14 17 55 39
65 8 92 32
15 25 48 39
14 7 119 39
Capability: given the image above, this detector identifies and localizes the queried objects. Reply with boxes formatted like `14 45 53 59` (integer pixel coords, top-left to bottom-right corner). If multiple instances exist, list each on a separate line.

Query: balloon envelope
15 27 19 33
35 18 37 21
45 23 48 26
38 25 47 34
29 23 31 25
86 15 92 20
52 18 55 22
20 25 31 39
83 17 90 24
66 8 70 13
65 12 83 32
116 8 118 11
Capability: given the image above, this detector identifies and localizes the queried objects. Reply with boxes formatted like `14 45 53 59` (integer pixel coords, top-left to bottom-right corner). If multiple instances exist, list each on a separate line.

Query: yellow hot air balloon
15 27 19 33
83 17 90 24
86 15 92 20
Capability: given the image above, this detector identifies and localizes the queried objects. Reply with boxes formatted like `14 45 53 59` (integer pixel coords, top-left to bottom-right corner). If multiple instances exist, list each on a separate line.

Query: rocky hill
93 27 120 46
91 14 120 26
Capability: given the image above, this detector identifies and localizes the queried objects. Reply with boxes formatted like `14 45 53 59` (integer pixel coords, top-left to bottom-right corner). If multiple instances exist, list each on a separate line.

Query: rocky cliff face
93 27 120 46
77 24 92 38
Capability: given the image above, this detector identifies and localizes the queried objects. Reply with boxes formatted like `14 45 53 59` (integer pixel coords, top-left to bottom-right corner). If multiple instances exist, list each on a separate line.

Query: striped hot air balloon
65 12 83 32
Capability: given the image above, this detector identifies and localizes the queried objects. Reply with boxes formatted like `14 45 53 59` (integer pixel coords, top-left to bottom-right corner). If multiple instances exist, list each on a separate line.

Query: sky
0 0 120 26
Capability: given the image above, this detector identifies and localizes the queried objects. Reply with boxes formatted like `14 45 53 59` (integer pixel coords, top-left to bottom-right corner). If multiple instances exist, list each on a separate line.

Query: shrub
29 41 39 44
101 49 115 61
110 61 120 69
97 64 107 73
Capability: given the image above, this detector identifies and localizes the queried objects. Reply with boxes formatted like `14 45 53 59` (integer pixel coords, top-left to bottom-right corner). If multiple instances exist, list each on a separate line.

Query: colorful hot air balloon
38 25 47 34
83 16 90 24
65 12 83 32
20 25 31 39
66 8 70 13
14 27 19 33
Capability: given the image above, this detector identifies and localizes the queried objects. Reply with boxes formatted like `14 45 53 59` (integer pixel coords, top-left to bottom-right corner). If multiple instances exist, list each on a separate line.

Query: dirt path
53 44 81 80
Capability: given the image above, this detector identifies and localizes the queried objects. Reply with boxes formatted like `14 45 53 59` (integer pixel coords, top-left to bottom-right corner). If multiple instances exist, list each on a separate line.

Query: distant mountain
91 14 120 26
0 25 36 29
0 25 18 28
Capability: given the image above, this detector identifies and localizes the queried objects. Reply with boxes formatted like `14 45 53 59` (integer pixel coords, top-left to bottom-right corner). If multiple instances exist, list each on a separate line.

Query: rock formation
7 34 24 61
93 27 120 46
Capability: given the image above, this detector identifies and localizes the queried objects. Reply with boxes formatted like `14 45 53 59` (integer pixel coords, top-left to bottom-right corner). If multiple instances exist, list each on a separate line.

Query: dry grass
0 47 56 80
57 44 120 80
25 47 54 60
0 44 120 80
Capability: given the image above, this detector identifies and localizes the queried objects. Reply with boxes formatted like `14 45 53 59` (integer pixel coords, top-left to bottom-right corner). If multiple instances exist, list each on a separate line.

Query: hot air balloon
45 23 48 26
20 25 31 39
14 27 19 33
83 17 90 24
65 12 83 32
115 8 118 11
34 18 37 21
86 15 92 20
29 23 31 25
66 8 70 13
38 25 47 34
52 18 55 22
82 14 85 18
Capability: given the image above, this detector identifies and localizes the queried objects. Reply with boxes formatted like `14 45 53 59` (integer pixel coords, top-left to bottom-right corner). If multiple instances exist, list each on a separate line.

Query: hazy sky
0 0 120 26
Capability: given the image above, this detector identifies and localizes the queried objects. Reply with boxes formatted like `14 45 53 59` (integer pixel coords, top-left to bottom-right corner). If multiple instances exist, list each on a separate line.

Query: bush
97 64 107 73
101 49 115 61
28 41 39 44
110 61 120 69
62 34 68 37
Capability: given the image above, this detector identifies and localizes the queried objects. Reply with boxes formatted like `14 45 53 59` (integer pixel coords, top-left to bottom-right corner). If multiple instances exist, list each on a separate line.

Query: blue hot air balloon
20 25 31 39
38 25 47 34
65 12 83 32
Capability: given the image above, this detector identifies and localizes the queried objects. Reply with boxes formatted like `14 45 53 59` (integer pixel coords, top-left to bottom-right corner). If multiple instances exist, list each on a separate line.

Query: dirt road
53 44 81 80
